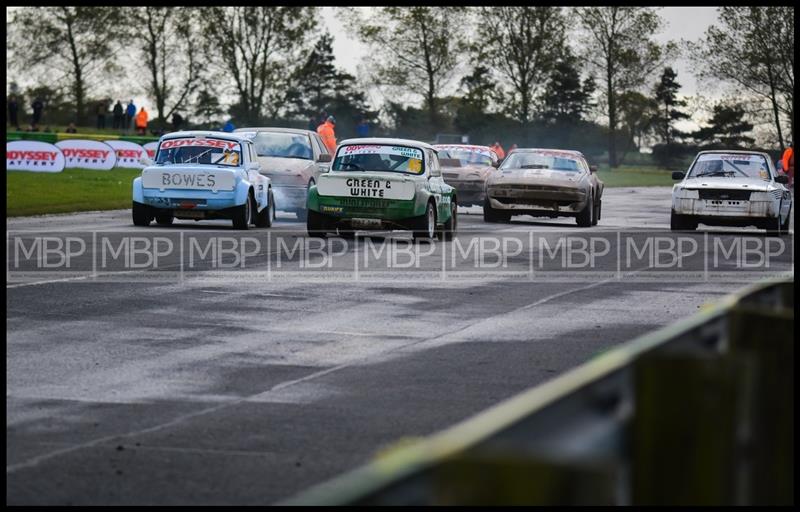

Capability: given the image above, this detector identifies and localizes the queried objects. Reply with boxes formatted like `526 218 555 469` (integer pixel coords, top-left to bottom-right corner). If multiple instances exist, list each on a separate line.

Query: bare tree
199 6 317 124
126 7 202 125
344 7 467 128
578 7 673 167
476 6 566 130
8 7 120 124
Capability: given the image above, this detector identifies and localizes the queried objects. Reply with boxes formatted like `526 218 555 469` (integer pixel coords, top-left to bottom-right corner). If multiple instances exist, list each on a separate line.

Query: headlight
673 187 698 199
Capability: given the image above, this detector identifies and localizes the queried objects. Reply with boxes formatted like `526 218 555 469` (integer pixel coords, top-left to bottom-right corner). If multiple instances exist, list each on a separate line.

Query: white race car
671 150 792 235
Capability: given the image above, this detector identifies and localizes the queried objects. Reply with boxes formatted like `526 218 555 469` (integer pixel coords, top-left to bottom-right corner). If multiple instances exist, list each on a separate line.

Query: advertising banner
6 140 65 172
106 140 147 169
56 139 117 170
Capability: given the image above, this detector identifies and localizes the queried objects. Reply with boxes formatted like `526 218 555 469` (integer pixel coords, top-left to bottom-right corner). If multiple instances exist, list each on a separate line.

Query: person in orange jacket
135 107 149 136
781 144 793 188
317 115 337 153
491 141 505 160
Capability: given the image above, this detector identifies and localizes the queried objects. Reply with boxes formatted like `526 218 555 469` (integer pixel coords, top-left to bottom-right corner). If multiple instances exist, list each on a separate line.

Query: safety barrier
6 131 158 145
283 275 794 505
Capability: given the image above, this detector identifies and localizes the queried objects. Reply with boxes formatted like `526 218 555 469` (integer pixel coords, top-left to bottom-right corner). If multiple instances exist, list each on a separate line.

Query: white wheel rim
428 206 435 238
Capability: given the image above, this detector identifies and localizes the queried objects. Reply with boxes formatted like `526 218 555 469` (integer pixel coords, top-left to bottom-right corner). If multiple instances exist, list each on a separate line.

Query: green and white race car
306 138 457 241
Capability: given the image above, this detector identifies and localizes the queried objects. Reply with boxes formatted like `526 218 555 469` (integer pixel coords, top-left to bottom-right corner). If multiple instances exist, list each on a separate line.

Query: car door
426 149 447 220
311 133 331 182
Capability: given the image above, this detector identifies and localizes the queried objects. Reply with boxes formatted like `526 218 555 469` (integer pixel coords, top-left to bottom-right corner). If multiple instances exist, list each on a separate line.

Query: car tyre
413 201 437 242
670 210 697 231
307 209 329 238
592 197 601 226
232 193 253 230
765 215 783 237
780 202 791 233
132 201 153 227
576 194 593 227
441 199 457 241
255 189 275 228
483 197 509 223
155 211 174 226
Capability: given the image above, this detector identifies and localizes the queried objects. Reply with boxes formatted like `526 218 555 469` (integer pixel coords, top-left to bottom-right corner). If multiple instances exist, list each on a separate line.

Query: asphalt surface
6 187 794 505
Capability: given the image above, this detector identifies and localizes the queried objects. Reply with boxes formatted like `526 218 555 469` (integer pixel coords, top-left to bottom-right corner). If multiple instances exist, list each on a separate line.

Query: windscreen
332 144 425 174
245 132 313 160
434 145 496 166
500 151 584 172
687 153 771 181
156 138 242 167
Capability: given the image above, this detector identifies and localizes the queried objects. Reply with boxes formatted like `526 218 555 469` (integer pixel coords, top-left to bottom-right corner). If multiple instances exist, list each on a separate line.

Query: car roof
432 144 496 152
234 127 317 136
696 149 770 157
160 130 253 144
509 148 585 157
338 137 435 152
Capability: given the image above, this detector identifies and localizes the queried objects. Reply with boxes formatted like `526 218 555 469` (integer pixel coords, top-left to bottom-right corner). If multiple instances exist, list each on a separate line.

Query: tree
691 103 755 149
199 6 317 125
127 7 202 125
193 87 224 127
578 7 673 167
652 67 690 145
616 91 658 162
344 7 467 129
8 7 120 124
541 49 597 125
688 7 794 150
477 6 567 131
285 32 378 138
460 62 498 115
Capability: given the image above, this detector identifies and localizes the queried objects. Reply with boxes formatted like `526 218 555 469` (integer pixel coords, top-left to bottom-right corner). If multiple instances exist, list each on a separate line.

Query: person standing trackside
781 144 794 189
317 115 337 153
125 100 136 133
135 107 148 135
31 96 44 128
490 141 505 160
8 95 19 129
112 100 123 130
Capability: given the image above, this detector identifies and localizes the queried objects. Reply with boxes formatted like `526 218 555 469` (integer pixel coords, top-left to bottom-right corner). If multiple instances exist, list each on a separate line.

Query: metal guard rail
283 274 794 505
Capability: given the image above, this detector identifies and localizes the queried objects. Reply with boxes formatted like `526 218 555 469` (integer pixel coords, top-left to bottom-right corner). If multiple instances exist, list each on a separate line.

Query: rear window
332 144 425 175
156 138 242 167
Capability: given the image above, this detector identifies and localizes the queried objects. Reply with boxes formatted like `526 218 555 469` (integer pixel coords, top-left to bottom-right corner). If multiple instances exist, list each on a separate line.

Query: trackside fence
283 275 794 505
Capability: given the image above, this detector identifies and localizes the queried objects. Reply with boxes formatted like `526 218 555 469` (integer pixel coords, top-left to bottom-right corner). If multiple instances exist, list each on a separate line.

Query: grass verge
596 165 676 187
7 168 141 217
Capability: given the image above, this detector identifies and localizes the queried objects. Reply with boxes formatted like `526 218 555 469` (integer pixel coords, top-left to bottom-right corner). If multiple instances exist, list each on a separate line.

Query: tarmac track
6 187 793 504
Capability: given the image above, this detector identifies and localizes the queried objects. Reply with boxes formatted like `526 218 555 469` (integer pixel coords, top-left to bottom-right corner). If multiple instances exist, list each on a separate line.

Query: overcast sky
8 6 720 129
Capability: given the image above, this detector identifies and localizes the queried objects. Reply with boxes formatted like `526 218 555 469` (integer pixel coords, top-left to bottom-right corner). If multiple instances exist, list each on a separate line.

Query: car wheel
232 193 253 230
413 201 436 242
670 210 697 231
255 189 275 228
592 197 601 225
576 194 593 227
780 202 791 233
307 209 329 238
155 211 174 226
483 196 508 223
132 201 153 226
441 199 458 241
765 214 783 237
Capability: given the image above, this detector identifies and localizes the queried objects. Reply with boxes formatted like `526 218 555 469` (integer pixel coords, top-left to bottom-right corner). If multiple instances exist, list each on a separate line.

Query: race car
234 127 332 222
483 148 603 226
132 131 275 230
306 138 457 241
433 144 499 207
671 150 792 235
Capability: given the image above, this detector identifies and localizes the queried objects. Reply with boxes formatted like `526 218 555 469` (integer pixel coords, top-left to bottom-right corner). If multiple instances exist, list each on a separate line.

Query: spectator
307 116 317 132
8 95 19 129
96 100 107 130
781 144 794 189
125 100 136 132
490 141 505 160
112 100 124 130
222 119 235 132
27 124 39 132
508 143 518 153
171 112 184 132
65 122 78 134
135 107 149 135
317 115 337 153
356 116 369 138
31 96 44 127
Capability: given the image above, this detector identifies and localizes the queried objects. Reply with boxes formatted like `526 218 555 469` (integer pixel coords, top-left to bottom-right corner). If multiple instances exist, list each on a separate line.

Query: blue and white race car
132 131 275 229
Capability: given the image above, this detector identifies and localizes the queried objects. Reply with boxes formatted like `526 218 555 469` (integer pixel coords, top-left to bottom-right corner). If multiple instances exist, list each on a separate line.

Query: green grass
596 165 676 187
7 168 141 217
